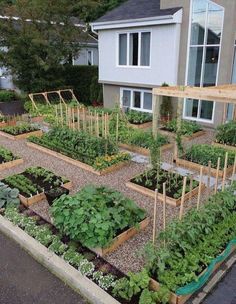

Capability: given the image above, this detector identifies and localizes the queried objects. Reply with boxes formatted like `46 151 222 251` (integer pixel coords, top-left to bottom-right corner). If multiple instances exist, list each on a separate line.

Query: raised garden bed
90 217 150 257
126 169 201 207
0 123 42 140
128 121 152 130
0 146 23 170
51 185 148 257
0 116 16 128
212 142 236 152
176 144 235 178
2 166 71 207
126 110 152 130
119 142 173 156
27 127 131 176
214 121 236 151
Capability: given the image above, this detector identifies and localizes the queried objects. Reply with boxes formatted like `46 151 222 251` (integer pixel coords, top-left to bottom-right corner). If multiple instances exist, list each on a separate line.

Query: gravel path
0 128 216 274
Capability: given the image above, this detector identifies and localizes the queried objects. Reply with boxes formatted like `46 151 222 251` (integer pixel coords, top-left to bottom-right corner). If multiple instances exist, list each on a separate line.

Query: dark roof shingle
94 0 181 23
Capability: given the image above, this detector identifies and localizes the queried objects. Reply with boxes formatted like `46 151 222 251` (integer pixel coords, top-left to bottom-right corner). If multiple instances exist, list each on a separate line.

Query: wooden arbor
152 84 236 138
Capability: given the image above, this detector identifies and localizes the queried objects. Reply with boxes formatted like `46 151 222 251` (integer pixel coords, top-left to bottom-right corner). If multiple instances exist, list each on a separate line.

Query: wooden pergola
152 84 236 138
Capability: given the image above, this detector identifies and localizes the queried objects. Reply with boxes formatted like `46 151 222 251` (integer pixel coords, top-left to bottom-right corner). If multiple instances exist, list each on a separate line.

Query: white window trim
87 50 94 65
120 87 153 113
184 0 225 124
117 30 152 68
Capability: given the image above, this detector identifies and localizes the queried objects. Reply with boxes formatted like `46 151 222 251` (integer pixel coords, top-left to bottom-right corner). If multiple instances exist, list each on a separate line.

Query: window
118 32 151 67
185 0 224 122
226 41 236 121
87 50 93 66
120 88 152 112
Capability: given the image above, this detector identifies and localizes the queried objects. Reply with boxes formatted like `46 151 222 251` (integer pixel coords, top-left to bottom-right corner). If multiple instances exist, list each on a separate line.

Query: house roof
95 0 181 23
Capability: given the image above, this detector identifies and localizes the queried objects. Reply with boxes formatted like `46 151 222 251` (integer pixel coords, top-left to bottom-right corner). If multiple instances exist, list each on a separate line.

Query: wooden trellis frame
29 89 79 110
152 84 236 137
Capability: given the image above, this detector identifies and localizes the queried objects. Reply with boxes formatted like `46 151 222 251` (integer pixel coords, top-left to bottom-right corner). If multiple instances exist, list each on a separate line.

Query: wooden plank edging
212 142 236 152
90 217 150 256
0 130 43 140
27 142 129 176
119 142 173 156
0 158 23 171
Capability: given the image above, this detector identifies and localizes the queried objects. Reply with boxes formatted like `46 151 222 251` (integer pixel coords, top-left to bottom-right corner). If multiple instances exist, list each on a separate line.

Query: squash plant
50 185 146 248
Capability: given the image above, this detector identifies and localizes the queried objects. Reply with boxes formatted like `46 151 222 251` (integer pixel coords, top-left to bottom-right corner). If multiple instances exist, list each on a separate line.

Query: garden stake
106 114 110 136
214 157 221 194
152 189 158 245
189 174 193 203
77 108 80 131
163 183 166 247
60 101 63 124
83 107 86 131
207 161 212 196
116 113 119 142
222 152 228 191
197 166 203 210
96 114 99 137
231 154 236 185
102 112 105 138
55 106 58 126
179 176 187 221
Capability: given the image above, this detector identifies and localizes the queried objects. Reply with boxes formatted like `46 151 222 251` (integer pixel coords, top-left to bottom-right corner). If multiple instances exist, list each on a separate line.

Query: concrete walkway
0 232 88 304
202 265 236 304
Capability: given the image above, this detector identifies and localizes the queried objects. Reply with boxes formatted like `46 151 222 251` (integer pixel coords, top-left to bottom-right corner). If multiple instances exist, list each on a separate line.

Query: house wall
162 0 236 128
73 46 99 66
98 23 181 87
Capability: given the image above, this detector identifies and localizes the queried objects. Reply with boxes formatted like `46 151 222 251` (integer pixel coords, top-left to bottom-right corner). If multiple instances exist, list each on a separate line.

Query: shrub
0 90 17 102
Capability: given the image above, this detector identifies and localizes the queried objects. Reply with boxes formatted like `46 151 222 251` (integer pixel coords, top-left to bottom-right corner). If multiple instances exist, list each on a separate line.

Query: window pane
141 32 150 66
119 34 127 65
129 33 139 66
200 100 214 120
133 91 141 108
122 90 131 107
185 99 199 118
191 0 207 45
203 46 219 87
188 47 203 86
226 104 234 121
143 92 152 110
207 3 223 45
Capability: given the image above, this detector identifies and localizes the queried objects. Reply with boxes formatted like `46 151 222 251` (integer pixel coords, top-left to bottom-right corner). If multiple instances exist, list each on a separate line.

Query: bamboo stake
222 152 228 191
197 166 203 210
83 108 86 131
214 157 221 194
163 183 166 247
106 114 110 136
207 161 212 196
96 113 99 137
102 112 105 138
231 154 236 186
77 107 80 131
152 189 158 245
179 176 187 221
116 113 119 142
189 174 193 203
60 102 63 124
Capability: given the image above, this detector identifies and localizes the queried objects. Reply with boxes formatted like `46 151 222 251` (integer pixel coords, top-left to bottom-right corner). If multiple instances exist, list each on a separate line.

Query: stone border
0 215 120 304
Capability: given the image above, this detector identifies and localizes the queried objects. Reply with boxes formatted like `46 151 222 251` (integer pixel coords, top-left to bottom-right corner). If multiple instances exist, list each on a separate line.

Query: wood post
214 157 221 194
179 176 187 220
96 114 99 137
207 161 212 196
116 113 119 142
222 152 228 191
152 94 161 140
152 189 158 245
189 174 193 202
231 154 236 186
197 166 203 210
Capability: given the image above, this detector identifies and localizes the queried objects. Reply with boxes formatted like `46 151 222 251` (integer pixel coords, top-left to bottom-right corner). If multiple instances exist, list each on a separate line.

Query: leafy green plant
93 152 131 171
184 144 235 169
139 287 169 304
1 123 40 135
112 269 150 301
51 185 146 248
0 146 19 162
215 121 236 147
0 183 20 208
163 119 202 136
48 236 68 255
126 109 152 125
0 90 17 102
62 247 85 267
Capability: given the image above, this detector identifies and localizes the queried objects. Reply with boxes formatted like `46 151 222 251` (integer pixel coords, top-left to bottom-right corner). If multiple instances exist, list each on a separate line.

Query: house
0 17 99 90
91 0 236 127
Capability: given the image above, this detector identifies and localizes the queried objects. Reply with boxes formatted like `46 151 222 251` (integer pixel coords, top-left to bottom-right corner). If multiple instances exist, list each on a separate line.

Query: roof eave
91 9 182 31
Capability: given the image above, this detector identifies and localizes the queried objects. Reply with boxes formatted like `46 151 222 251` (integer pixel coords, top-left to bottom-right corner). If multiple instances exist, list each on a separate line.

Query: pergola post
152 93 162 140
174 97 184 159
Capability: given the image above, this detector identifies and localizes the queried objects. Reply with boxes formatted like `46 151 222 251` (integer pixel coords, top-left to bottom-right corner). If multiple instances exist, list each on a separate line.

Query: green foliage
160 83 173 118
93 152 131 171
0 146 19 162
0 182 19 208
139 287 169 304
126 109 152 125
0 90 17 102
112 269 150 301
51 185 146 248
142 189 236 292
215 121 236 147
48 236 68 255
62 247 85 267
164 119 202 136
0 0 85 92
28 127 123 169
185 144 235 169
1 123 39 135
89 73 103 105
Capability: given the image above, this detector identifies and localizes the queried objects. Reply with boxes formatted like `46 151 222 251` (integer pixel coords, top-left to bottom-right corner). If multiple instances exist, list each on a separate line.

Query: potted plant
160 83 173 123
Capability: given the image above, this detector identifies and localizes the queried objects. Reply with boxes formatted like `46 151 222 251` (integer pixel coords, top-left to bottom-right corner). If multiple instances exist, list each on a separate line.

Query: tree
0 0 88 92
